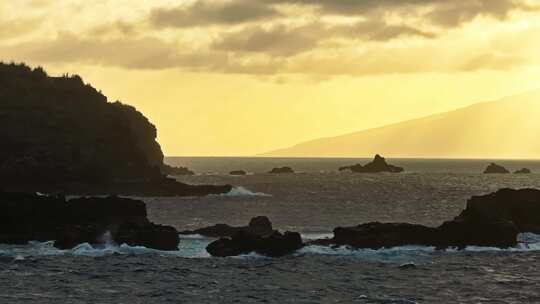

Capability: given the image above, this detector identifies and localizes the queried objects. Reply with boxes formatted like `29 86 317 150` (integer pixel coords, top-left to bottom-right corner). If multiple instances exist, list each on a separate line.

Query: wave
2 233 540 260
219 186 271 197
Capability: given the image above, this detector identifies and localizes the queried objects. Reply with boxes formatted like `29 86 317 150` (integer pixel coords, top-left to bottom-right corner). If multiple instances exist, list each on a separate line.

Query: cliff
0 63 230 195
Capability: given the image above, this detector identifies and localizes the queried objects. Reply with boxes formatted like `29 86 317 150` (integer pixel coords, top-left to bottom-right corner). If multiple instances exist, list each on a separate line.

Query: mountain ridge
261 90 540 159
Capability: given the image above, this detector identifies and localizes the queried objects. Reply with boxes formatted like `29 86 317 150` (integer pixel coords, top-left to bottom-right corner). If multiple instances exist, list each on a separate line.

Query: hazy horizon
2 1 540 156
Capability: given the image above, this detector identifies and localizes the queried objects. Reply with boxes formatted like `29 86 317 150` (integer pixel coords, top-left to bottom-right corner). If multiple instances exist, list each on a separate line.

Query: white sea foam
1 233 540 259
220 186 272 197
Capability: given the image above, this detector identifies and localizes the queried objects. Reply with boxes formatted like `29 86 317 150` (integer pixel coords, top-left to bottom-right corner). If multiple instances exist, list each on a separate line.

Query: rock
483 163 510 174
229 170 247 176
457 188 540 233
514 168 531 174
247 216 274 236
399 262 416 269
316 188 540 250
161 164 195 176
327 219 518 250
179 216 273 238
339 155 403 173
206 230 303 257
0 63 229 197
269 167 294 174
200 217 304 257
332 222 438 249
435 217 518 249
0 192 179 250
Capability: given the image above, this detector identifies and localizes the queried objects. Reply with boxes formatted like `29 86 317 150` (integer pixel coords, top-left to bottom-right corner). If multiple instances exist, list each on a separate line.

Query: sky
1 0 540 156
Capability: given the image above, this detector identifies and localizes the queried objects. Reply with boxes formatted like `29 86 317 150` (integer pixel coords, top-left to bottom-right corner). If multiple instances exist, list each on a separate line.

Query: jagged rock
314 188 540 250
332 223 438 249
162 164 195 176
200 217 304 257
179 216 273 238
514 168 531 174
0 192 179 250
229 170 247 176
458 188 540 233
0 63 229 197
483 163 510 174
206 230 303 257
328 219 518 250
269 167 295 174
339 155 403 173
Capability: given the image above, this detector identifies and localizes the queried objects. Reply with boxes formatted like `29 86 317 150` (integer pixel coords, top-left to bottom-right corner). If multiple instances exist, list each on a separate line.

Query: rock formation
269 167 295 174
202 217 304 257
339 155 404 173
514 168 531 174
458 188 540 233
0 62 230 196
229 170 247 176
162 165 195 176
180 216 273 238
313 188 540 250
0 192 179 250
483 163 510 174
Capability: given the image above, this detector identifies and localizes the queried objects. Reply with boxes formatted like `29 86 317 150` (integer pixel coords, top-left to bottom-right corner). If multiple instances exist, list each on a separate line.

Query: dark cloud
212 24 320 56
268 0 534 27
212 21 434 56
150 0 280 28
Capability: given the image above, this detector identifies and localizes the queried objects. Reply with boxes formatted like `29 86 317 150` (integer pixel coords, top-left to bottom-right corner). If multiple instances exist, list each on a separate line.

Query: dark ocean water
2 157 540 303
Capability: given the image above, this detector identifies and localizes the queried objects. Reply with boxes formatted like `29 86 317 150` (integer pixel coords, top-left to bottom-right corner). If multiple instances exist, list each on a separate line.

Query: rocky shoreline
0 192 179 250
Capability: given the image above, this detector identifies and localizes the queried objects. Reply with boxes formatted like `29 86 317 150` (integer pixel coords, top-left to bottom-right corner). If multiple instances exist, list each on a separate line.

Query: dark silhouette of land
339 154 404 173
0 192 179 250
0 63 230 196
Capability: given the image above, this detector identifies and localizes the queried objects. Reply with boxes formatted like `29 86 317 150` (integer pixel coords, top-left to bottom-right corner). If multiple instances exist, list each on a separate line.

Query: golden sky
1 0 540 156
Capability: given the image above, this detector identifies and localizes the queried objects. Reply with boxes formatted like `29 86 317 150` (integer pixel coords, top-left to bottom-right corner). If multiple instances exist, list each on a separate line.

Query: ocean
2 157 540 303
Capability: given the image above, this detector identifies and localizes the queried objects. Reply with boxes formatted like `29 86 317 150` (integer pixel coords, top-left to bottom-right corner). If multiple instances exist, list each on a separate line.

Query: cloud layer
0 0 538 76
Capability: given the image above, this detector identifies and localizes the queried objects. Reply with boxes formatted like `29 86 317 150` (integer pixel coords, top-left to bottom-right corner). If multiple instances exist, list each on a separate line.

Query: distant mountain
262 91 540 158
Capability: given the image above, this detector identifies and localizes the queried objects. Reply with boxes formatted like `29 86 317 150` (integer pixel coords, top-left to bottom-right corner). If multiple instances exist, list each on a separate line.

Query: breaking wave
220 186 271 197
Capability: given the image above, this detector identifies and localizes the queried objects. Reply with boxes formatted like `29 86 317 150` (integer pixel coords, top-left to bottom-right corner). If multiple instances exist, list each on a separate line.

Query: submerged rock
0 192 179 250
180 216 273 238
204 217 304 257
229 170 247 176
483 163 510 174
339 155 403 173
514 168 531 174
269 167 295 174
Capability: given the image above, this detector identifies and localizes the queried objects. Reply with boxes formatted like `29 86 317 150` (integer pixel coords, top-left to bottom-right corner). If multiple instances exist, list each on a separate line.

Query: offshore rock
179 216 273 238
339 155 403 173
269 167 295 174
514 168 531 174
229 170 247 176
483 163 510 174
206 230 303 257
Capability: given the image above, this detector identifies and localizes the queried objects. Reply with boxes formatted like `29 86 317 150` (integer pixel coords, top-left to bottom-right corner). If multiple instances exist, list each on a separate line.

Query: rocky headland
0 63 230 196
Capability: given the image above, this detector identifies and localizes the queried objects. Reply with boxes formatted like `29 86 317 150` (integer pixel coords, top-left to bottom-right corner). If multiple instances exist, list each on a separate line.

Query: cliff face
0 63 164 185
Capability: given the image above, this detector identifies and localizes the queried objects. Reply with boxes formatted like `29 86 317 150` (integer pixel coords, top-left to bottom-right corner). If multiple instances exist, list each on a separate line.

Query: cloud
212 21 435 56
149 0 280 28
268 0 538 28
